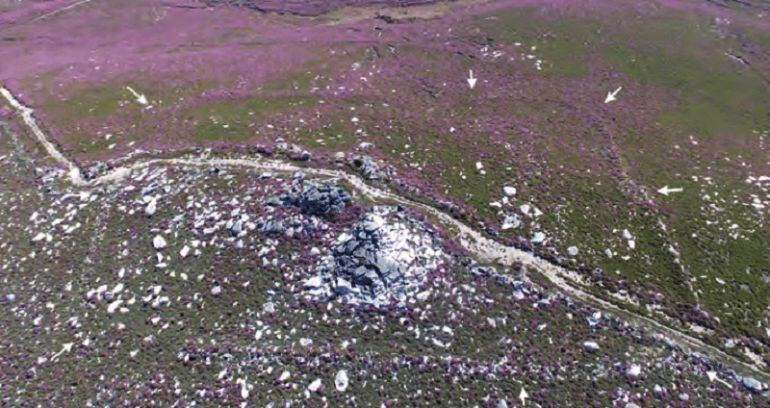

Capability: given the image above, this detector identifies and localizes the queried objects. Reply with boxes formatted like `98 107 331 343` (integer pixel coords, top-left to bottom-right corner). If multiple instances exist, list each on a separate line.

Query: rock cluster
305 206 445 306
277 181 352 217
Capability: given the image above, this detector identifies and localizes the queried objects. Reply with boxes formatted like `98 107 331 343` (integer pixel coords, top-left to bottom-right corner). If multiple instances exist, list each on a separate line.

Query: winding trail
2 85 769 385
30 0 97 23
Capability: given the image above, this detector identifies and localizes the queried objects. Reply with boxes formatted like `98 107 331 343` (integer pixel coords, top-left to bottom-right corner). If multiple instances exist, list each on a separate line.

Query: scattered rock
583 341 600 352
335 369 349 392
626 364 642 378
152 235 167 250
475 161 486 175
531 231 546 244
587 311 601 327
501 214 520 230
145 198 157 217
622 229 633 240
308 378 323 393
299 338 313 347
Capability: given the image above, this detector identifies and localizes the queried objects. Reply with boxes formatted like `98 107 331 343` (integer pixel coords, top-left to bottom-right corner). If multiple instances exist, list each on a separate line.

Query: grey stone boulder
349 155 383 180
741 376 765 393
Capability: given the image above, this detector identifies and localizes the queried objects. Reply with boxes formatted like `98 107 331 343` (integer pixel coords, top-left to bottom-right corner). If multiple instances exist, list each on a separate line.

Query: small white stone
211 286 222 296
626 364 642 378
335 369 349 392
583 341 600 351
308 378 322 393
501 214 520 230
622 229 633 240
152 235 167 250
567 246 579 256
531 231 546 244
145 199 157 217
107 299 123 314
238 379 250 399
503 186 517 196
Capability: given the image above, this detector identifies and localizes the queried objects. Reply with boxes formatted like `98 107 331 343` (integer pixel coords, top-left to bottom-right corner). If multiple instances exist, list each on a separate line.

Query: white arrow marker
467 69 477 89
51 342 74 361
519 387 529 405
604 86 622 104
126 86 148 106
707 371 733 388
658 186 683 196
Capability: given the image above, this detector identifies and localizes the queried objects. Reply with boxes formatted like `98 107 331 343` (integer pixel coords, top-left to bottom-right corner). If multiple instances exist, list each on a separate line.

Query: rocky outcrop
275 181 352 217
304 206 445 306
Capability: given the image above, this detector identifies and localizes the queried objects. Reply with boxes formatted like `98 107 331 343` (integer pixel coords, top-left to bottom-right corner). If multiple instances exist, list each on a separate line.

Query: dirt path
2 84 768 385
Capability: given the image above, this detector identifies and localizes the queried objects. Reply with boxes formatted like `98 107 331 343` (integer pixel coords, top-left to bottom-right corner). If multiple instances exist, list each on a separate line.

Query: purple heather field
0 0 769 406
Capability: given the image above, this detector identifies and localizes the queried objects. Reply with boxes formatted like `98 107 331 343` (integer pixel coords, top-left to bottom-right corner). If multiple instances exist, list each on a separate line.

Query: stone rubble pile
275 180 352 217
